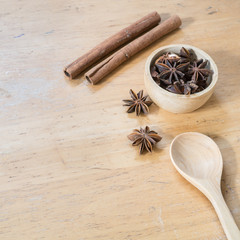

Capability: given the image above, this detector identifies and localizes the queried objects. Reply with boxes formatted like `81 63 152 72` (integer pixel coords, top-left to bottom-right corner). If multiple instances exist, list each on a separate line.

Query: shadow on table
208 134 240 228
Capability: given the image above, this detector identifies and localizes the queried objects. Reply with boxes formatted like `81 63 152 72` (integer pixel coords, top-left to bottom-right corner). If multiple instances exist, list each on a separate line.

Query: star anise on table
128 126 162 154
156 60 189 84
188 59 213 82
123 89 153 116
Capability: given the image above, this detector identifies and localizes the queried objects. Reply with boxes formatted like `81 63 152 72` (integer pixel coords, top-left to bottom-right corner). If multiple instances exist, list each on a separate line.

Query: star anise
166 80 184 94
179 47 194 63
188 59 213 82
166 80 200 95
150 66 159 78
187 81 199 94
150 47 214 95
155 52 180 64
156 60 189 84
123 89 153 116
128 126 162 154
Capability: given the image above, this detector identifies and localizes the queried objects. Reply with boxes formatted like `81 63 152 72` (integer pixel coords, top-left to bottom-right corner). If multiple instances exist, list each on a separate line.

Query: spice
123 89 152 116
128 126 162 154
64 12 161 79
179 47 194 63
151 47 213 95
155 52 180 64
85 15 182 84
156 61 189 84
189 59 212 82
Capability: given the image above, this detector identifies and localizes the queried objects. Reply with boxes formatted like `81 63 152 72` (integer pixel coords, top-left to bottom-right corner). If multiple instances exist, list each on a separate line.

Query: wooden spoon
170 132 240 240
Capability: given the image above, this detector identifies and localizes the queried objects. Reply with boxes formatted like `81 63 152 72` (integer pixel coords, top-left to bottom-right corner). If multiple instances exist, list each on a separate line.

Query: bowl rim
145 44 219 99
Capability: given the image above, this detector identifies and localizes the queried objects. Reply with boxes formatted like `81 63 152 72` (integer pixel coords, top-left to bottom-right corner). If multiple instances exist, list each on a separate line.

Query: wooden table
1 0 240 239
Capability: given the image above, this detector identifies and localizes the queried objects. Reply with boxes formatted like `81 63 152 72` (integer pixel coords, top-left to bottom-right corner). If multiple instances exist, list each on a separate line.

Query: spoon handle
207 184 240 240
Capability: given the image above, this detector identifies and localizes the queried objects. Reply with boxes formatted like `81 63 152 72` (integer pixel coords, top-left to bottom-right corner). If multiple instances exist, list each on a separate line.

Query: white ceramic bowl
144 44 218 113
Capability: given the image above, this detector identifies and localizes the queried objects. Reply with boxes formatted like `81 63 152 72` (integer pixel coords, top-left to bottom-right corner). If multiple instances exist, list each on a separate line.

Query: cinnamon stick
64 12 161 78
85 15 182 85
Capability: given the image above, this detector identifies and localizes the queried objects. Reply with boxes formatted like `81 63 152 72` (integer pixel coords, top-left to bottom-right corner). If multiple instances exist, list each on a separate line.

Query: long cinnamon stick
64 12 161 78
85 15 182 85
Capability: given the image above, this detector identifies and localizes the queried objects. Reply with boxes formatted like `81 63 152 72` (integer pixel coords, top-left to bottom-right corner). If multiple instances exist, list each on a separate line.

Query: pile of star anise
150 47 213 95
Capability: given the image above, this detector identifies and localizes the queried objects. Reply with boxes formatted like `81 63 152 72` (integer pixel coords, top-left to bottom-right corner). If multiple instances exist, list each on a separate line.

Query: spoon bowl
170 132 222 183
170 132 240 240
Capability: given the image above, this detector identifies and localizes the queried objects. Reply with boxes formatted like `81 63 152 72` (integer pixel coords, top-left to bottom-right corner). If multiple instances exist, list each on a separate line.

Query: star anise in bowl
150 47 213 95
123 89 153 116
128 126 162 154
188 59 213 82
155 52 180 64
145 44 218 113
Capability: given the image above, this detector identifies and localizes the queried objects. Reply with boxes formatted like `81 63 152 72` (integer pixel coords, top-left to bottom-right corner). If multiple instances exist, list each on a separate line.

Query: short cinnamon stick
64 12 161 78
85 15 182 85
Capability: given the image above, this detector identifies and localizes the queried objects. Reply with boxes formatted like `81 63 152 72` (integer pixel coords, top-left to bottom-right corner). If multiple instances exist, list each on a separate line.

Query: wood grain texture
0 0 240 239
